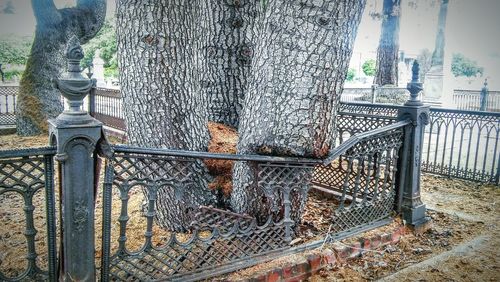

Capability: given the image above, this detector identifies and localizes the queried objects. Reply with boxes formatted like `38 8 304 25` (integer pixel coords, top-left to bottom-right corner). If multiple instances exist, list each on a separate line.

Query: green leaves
362 59 376 76
346 68 356 81
0 36 32 65
81 20 118 78
451 53 484 78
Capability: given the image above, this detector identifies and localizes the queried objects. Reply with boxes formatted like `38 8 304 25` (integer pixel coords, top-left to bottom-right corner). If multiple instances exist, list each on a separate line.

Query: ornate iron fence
0 147 57 281
340 87 372 103
0 86 124 128
98 118 409 281
423 108 500 183
453 89 500 112
2 85 498 184
313 121 408 233
0 86 17 125
100 147 313 281
0 121 410 281
90 87 126 131
340 86 410 105
338 102 500 184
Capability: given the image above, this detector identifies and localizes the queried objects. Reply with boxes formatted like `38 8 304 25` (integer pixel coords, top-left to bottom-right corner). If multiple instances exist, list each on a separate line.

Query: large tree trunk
116 0 216 232
200 0 260 128
423 0 449 103
232 0 366 224
430 0 449 68
373 0 401 86
16 0 106 136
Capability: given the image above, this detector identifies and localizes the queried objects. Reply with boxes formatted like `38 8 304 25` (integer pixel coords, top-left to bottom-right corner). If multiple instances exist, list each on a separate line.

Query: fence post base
401 196 431 232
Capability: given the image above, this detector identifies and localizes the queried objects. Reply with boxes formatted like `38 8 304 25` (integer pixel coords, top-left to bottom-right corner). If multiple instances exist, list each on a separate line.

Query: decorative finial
55 36 94 123
66 37 84 61
405 60 424 106
411 61 420 83
484 78 488 88
66 37 84 73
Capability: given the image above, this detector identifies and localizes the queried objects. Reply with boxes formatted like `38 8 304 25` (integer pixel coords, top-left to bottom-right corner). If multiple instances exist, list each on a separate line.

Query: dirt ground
310 175 500 282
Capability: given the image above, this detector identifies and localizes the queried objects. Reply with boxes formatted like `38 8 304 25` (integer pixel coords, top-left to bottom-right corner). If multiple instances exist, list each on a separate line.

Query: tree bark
422 0 449 103
16 0 106 136
430 0 449 68
200 0 260 128
116 0 216 231
232 0 366 224
374 0 401 86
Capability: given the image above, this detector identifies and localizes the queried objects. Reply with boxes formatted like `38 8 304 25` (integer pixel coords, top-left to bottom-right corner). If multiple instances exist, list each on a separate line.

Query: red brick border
240 226 406 282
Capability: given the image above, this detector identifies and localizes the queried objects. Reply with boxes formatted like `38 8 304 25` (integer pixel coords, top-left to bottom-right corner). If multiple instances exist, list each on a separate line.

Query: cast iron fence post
480 79 489 111
88 80 96 116
396 61 431 230
371 84 378 104
48 37 101 281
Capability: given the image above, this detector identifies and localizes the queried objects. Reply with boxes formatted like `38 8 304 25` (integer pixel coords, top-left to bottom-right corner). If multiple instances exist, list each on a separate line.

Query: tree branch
31 0 62 26
77 0 106 12
62 0 106 44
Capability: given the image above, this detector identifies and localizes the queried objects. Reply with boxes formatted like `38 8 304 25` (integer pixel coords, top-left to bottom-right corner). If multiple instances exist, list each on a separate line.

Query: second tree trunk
232 0 366 224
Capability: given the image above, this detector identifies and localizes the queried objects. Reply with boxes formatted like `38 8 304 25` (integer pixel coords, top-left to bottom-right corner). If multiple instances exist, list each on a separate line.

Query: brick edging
241 226 406 282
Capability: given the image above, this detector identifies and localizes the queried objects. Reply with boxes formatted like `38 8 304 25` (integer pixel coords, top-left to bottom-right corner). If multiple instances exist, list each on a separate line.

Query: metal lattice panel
101 149 296 281
313 125 404 234
336 103 399 145
313 161 387 201
0 113 15 125
257 163 315 221
329 190 396 234
190 206 254 232
337 114 396 139
338 102 401 118
108 219 286 281
111 152 196 184
0 86 19 96
0 147 57 282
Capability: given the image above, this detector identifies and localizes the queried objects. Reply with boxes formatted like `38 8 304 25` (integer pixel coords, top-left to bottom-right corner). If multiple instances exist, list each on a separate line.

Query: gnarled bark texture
200 0 260 128
374 0 401 86
116 0 216 231
232 0 366 223
16 0 106 135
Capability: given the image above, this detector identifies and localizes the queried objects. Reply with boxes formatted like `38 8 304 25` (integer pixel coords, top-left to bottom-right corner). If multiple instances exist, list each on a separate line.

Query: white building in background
92 50 106 87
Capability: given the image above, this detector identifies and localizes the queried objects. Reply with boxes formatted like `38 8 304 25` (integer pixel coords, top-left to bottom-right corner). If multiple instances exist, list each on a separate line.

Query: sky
353 0 500 88
0 0 499 88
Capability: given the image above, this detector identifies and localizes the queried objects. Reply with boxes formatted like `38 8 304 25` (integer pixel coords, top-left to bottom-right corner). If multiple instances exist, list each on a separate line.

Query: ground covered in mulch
310 210 487 281
309 175 500 282
206 121 238 197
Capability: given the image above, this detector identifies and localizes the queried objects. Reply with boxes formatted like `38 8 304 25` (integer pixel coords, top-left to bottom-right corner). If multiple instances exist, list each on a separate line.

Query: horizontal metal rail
324 119 411 164
111 144 322 164
0 146 57 158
